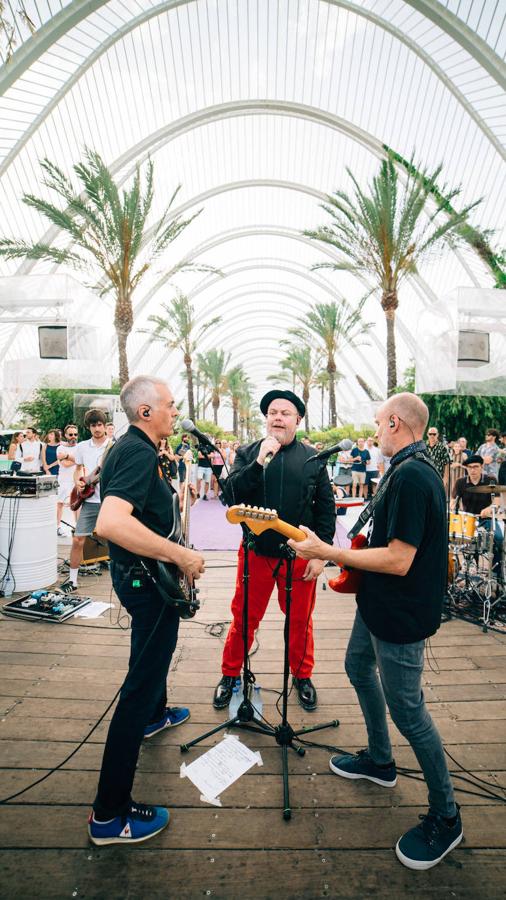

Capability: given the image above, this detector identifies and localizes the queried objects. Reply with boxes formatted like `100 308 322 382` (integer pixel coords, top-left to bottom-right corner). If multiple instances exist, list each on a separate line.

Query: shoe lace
129 802 155 821
418 812 442 849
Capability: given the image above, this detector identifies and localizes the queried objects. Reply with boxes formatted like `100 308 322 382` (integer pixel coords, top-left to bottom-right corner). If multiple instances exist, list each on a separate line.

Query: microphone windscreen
180 418 195 432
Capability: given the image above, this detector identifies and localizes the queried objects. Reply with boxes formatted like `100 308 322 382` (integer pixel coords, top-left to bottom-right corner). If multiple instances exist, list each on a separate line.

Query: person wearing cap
452 455 503 572
213 389 336 712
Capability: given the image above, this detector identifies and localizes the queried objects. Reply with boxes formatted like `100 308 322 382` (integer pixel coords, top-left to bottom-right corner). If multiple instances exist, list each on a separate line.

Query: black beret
260 389 305 417
464 454 484 466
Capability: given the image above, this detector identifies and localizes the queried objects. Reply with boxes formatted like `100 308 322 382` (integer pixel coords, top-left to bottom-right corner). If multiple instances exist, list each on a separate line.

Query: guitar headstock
226 504 279 535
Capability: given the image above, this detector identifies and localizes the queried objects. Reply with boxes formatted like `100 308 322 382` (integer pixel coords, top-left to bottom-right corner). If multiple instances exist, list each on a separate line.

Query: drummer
452 455 503 573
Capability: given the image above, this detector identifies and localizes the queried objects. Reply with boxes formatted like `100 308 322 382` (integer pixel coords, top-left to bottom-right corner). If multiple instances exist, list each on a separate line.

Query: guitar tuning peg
259 506 264 512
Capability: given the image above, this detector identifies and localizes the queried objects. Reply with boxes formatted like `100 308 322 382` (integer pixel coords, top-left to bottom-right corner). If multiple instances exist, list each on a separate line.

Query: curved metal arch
1 0 503 175
148 287 377 404
404 0 506 91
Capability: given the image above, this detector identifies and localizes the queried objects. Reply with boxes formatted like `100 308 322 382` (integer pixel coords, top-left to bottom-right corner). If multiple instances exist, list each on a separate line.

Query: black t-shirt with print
356 457 447 643
100 425 177 566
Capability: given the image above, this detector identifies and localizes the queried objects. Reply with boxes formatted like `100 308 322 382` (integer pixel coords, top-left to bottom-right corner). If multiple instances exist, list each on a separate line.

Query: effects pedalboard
2 589 91 622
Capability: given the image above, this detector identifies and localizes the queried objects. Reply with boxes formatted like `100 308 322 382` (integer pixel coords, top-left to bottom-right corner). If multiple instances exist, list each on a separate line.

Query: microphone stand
181 444 340 820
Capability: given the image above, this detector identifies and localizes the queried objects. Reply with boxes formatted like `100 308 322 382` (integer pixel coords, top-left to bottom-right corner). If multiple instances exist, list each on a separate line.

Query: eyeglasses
428 432 437 436
67 432 78 437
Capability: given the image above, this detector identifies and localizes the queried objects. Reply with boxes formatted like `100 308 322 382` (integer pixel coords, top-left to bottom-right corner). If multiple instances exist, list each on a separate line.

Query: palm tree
226 365 251 435
0 149 206 386
197 348 231 425
141 291 221 420
314 369 331 428
289 299 371 427
305 157 479 394
269 343 324 433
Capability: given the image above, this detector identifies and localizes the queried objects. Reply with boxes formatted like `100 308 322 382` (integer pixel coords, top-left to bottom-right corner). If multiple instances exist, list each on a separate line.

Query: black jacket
223 438 336 557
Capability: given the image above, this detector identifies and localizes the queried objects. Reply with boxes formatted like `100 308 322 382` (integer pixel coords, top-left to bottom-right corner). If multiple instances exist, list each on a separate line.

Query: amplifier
0 474 58 497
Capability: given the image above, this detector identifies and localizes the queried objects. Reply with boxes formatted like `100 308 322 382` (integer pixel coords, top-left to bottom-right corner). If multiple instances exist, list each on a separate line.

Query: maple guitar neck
225 505 306 542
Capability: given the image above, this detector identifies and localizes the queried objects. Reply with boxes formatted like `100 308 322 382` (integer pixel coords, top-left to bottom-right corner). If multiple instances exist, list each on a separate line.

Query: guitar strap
348 441 442 540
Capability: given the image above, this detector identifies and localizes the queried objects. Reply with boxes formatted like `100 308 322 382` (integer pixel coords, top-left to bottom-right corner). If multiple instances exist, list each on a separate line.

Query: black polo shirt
100 425 177 566
356 457 447 644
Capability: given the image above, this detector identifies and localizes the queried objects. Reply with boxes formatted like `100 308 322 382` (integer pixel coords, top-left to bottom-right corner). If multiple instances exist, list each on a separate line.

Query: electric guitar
140 450 200 619
327 533 368 594
226 504 306 542
226 504 367 594
69 466 101 511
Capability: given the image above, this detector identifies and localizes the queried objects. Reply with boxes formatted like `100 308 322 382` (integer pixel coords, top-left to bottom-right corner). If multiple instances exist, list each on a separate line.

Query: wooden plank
0 806 504 850
0 848 505 900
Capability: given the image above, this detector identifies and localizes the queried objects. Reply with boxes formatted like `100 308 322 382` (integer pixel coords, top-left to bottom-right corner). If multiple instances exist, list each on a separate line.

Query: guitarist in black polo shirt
288 393 463 872
88 375 205 847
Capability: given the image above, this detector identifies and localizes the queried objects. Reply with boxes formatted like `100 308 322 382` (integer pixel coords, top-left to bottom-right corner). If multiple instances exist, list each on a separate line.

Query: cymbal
465 483 506 494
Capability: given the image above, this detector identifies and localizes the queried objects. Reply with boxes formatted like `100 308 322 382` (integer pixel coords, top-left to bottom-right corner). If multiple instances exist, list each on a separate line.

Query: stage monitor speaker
38 325 68 359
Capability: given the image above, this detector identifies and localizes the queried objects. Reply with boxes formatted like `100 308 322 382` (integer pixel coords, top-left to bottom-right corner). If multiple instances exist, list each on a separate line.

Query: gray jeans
345 609 456 818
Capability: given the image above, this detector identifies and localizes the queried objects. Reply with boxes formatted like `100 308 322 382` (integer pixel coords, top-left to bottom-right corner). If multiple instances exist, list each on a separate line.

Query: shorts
197 466 212 483
365 470 379 485
351 470 366 485
57 483 72 504
75 500 100 536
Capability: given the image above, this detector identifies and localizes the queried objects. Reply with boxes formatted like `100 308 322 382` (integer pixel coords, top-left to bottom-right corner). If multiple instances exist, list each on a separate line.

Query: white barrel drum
0 494 57 591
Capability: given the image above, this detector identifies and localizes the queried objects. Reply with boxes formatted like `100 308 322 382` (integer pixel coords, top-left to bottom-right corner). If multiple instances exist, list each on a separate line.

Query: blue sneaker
396 806 463 870
329 749 397 787
88 802 169 845
144 706 190 738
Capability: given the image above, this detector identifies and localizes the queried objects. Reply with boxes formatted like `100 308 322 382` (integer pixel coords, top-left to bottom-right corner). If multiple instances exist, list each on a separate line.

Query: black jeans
93 561 180 817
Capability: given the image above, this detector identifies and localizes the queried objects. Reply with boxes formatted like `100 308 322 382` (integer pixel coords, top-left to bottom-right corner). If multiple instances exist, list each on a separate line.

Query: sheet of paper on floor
180 735 263 806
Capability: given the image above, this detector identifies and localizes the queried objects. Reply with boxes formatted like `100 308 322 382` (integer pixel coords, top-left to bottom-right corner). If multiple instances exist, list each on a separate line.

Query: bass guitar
140 450 200 619
226 504 367 595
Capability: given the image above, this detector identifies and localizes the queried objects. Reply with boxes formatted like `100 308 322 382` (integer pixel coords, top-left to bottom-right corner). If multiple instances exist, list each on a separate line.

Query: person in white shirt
56 423 79 534
365 436 385 497
15 427 44 474
60 409 110 594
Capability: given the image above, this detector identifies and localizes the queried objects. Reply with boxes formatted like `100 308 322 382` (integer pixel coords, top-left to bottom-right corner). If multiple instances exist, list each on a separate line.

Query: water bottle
2 571 14 598
252 684 263 719
228 683 241 718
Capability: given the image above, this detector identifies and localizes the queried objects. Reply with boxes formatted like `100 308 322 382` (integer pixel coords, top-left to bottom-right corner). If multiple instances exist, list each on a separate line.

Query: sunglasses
67 432 78 437
428 432 437 436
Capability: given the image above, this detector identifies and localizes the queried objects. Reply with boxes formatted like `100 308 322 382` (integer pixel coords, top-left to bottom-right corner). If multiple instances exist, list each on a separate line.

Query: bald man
288 393 462 871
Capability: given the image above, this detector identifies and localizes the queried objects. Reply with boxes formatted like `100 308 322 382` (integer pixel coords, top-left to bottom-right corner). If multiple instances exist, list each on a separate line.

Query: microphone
264 451 274 467
180 418 217 450
306 442 342 462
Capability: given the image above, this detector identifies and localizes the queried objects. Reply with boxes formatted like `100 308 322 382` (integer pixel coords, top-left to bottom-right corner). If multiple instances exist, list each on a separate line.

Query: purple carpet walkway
189 493 351 551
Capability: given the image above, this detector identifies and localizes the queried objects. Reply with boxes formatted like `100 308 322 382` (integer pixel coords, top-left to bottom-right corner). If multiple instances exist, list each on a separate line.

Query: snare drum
449 512 477 542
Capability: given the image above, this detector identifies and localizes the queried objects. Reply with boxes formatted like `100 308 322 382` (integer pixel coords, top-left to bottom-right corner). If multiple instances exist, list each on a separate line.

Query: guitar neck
271 519 307 542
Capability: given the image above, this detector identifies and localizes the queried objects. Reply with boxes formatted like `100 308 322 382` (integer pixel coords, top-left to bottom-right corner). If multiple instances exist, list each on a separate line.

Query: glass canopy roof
0 0 504 424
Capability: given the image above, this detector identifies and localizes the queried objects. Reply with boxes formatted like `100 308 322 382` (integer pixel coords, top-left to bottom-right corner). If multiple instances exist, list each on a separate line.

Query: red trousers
221 545 316 679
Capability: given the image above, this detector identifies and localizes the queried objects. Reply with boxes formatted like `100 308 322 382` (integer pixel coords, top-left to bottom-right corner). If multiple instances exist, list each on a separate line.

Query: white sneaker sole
329 758 397 787
395 830 463 870
144 712 190 738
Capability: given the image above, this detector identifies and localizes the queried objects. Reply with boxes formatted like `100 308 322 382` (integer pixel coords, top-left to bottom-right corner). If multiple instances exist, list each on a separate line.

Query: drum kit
446 483 506 632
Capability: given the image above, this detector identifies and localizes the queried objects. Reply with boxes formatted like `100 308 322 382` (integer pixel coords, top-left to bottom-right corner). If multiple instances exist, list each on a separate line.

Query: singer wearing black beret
213 389 336 712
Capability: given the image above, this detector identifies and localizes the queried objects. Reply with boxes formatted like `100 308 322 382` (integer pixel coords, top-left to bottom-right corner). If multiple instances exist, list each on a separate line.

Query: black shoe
213 675 237 710
59 579 77 595
292 677 317 710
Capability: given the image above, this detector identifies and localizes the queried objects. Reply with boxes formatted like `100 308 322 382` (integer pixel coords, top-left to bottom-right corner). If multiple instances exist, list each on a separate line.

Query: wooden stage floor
1 550 506 899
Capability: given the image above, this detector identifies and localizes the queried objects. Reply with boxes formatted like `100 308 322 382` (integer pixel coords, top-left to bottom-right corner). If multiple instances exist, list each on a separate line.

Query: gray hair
120 375 168 423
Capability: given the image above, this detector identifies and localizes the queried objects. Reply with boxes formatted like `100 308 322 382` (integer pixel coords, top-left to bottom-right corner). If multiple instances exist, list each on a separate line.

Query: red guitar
328 533 368 593
69 466 101 511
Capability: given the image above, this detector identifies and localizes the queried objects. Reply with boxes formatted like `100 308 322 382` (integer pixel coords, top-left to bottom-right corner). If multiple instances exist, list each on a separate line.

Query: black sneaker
213 675 237 709
395 806 463 870
292 676 318 710
59 579 77 595
329 749 397 787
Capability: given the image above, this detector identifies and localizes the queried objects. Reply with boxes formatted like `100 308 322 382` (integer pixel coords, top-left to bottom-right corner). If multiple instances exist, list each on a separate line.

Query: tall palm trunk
327 357 337 427
382 290 398 396
115 290 133 387
184 352 195 421
232 398 239 435
212 391 219 425
303 385 310 433
320 385 325 429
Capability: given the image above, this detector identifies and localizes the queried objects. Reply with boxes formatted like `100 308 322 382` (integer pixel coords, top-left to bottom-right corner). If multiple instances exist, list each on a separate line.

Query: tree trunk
303 385 310 433
232 398 238 435
382 290 398 396
321 385 324 429
327 357 337 427
184 354 195 421
213 391 219 425
114 289 133 388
